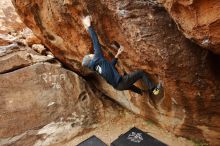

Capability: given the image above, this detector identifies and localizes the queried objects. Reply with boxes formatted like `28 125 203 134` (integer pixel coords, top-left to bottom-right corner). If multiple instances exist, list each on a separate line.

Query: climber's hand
82 16 92 29
115 45 124 58
118 46 124 54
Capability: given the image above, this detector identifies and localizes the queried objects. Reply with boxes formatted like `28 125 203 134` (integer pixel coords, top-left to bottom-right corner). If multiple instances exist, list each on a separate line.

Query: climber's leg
115 70 155 92
134 70 162 95
128 85 144 95
139 71 156 91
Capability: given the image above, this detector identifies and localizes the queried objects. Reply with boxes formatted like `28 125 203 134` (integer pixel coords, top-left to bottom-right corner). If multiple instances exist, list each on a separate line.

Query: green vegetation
145 119 155 126
190 139 208 146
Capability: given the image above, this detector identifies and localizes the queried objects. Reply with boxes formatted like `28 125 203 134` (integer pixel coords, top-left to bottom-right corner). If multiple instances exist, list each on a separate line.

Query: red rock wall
160 0 220 54
12 0 220 145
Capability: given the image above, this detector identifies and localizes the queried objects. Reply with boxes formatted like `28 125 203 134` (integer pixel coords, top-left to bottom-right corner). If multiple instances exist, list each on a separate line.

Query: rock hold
32 44 47 55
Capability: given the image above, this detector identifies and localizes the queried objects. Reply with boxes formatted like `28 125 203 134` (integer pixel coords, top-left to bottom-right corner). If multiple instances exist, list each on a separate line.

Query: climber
81 16 161 95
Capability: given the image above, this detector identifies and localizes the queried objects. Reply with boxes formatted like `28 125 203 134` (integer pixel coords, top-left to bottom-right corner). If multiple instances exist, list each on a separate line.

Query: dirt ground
61 98 195 146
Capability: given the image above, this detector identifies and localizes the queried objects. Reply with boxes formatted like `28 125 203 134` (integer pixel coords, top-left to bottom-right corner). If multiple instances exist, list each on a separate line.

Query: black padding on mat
111 127 167 146
77 135 107 146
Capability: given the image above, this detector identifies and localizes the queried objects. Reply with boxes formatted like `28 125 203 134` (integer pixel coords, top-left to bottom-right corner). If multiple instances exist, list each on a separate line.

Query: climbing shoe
152 82 162 95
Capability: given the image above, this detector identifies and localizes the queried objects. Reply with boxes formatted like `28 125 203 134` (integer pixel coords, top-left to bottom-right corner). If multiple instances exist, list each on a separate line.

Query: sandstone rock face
0 46 103 145
12 0 220 145
0 43 54 74
160 0 220 54
0 0 25 34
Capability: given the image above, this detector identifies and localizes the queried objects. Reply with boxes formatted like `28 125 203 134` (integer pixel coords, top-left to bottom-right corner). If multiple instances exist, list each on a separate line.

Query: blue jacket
87 26 122 87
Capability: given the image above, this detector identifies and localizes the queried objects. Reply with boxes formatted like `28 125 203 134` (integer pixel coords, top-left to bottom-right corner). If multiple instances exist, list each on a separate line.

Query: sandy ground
61 100 195 146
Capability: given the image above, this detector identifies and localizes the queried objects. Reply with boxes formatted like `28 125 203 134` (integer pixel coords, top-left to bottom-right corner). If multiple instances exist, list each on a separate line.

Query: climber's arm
111 45 124 66
82 16 103 59
111 58 118 66
88 26 104 58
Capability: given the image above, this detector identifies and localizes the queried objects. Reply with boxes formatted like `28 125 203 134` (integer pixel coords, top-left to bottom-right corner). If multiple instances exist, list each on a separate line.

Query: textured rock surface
0 19 104 144
0 48 103 145
12 0 220 145
0 43 54 74
160 0 220 54
0 0 25 34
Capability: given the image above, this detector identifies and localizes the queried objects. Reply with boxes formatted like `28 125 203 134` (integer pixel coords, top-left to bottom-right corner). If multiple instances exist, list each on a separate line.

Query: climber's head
82 54 94 68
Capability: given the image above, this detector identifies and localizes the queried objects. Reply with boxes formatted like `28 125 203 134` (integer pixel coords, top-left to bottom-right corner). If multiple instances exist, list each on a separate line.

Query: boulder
160 0 220 54
0 62 103 145
12 0 220 145
32 44 47 55
0 43 54 74
0 43 104 145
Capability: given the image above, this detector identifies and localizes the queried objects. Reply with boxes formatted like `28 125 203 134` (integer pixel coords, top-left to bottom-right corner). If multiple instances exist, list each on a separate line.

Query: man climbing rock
81 16 161 95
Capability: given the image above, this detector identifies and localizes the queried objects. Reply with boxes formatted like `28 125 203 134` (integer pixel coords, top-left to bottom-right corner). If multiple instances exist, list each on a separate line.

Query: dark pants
115 70 155 94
